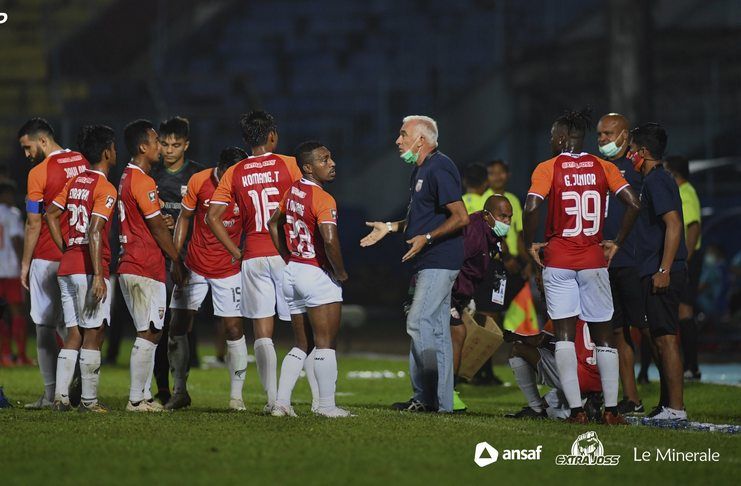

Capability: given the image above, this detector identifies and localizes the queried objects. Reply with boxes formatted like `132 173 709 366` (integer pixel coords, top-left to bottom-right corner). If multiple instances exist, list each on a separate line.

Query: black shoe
391 399 430 412
155 390 171 406
617 398 645 415
647 404 664 418
504 406 547 419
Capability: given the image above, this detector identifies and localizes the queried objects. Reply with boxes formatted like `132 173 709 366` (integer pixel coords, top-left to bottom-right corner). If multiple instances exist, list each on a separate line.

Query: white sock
596 346 619 408
168 334 189 394
304 348 320 409
36 325 58 401
54 349 78 403
509 357 543 412
227 337 248 401
276 347 306 407
314 348 338 410
555 341 582 409
254 337 277 405
79 349 101 405
130 338 156 403
143 345 156 401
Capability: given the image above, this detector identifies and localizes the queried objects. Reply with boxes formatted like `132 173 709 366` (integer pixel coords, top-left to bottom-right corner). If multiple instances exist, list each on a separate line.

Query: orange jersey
52 169 117 278
181 168 242 279
26 149 90 261
280 179 338 269
211 153 301 260
116 164 166 282
528 152 629 270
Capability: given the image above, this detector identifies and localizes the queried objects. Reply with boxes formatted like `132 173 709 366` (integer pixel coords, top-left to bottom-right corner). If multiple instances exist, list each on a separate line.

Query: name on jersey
561 161 594 169
67 236 88 246
68 187 91 201
287 199 305 216
58 155 85 164
64 165 87 179
241 171 280 187
563 173 597 187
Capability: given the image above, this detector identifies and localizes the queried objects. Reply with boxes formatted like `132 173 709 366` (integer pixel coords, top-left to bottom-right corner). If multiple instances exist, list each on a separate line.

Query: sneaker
617 398 644 415
311 402 319 414
314 406 355 418
683 370 702 382
453 390 467 413
648 406 688 421
51 400 73 412
126 400 161 412
24 395 53 410
565 411 589 424
391 399 430 412
164 392 192 410
0 354 14 367
647 404 664 418
147 399 165 411
504 406 547 419
271 403 297 417
155 390 171 406
229 399 246 411
0 387 12 408
262 403 274 414
78 401 109 413
601 410 628 425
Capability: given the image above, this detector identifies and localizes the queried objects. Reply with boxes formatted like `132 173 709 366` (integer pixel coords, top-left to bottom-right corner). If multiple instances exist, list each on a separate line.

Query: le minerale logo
634 448 721 463
555 431 620 466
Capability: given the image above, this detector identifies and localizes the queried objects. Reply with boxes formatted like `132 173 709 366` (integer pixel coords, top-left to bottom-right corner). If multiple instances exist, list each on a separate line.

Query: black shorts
608 266 646 330
641 270 686 337
680 252 703 306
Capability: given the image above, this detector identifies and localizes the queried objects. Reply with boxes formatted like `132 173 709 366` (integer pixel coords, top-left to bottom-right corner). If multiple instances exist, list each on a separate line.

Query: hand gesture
528 242 548 268
402 235 427 262
360 222 389 247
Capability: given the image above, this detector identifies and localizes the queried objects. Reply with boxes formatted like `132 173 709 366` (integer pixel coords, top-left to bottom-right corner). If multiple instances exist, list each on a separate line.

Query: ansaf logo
474 442 542 467
555 431 620 466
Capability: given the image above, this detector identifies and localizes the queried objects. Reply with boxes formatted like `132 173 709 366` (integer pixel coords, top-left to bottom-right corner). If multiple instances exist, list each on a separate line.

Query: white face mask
598 130 627 158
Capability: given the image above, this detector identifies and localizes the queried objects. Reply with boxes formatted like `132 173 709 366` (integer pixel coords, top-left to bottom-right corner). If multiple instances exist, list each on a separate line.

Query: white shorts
170 269 242 317
241 256 289 321
542 267 613 322
119 274 167 332
29 259 63 326
58 274 114 328
282 261 343 315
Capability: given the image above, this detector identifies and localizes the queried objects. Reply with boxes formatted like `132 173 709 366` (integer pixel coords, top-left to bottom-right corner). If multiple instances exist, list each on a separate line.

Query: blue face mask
492 220 510 237
598 130 627 158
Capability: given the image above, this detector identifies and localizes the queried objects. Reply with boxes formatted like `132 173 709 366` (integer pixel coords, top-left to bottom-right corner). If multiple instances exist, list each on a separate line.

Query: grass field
1 344 739 485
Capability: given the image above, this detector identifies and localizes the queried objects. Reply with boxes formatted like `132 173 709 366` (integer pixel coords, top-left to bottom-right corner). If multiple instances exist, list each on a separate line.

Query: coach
361 115 469 412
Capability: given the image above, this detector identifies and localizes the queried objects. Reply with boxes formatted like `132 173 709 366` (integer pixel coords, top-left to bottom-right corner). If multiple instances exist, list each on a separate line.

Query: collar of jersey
86 168 107 179
48 148 71 157
248 152 272 158
560 151 589 158
126 163 146 174
300 178 320 188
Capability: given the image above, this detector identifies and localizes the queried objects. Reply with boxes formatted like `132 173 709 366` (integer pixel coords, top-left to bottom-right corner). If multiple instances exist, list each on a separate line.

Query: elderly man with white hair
361 115 469 412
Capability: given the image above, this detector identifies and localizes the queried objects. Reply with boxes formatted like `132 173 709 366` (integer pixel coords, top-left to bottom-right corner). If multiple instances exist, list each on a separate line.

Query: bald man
597 113 649 415
448 195 512 410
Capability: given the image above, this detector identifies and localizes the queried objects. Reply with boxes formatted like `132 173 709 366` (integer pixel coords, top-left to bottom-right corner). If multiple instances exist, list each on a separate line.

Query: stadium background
0 0 739 357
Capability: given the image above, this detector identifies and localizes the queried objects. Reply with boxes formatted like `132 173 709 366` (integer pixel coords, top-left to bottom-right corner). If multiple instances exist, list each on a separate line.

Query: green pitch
1 346 738 485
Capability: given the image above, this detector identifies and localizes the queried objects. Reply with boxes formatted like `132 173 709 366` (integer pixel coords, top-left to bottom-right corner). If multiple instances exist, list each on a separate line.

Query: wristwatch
658 267 667 274
385 222 393 233
425 233 433 245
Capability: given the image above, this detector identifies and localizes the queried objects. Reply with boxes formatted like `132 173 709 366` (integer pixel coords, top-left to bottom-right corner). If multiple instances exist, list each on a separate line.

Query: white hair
403 115 438 146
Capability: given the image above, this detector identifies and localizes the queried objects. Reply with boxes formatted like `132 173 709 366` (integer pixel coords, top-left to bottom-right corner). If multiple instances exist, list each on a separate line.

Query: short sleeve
211 164 236 205
181 172 204 211
314 191 337 225
91 182 118 221
26 164 47 213
51 178 73 210
648 174 680 217
132 174 162 219
527 159 554 199
432 160 463 207
600 159 630 194
281 155 303 183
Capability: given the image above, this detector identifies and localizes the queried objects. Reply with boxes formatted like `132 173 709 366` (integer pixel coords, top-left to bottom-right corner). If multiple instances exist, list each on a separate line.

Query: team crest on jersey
180 185 188 197
233 205 240 215
331 209 337 220
105 196 115 208
148 191 156 202
158 307 165 319
415 179 424 192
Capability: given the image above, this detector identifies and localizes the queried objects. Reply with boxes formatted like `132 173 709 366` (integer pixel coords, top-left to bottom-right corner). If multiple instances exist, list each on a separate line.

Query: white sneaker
126 400 162 412
229 399 246 411
147 399 165 412
314 407 355 418
649 406 688 421
24 395 53 410
271 403 297 417
262 402 274 414
311 401 319 414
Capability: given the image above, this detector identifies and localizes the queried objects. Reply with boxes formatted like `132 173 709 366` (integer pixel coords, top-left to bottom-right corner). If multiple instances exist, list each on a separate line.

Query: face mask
628 150 644 171
598 132 626 158
492 220 510 237
400 137 421 164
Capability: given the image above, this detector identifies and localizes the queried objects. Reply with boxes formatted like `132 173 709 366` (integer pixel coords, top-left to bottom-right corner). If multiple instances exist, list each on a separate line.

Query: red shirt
116 164 166 282
53 169 117 278
279 179 338 269
181 168 241 279
26 149 90 261
543 319 601 393
211 153 302 260
528 152 629 270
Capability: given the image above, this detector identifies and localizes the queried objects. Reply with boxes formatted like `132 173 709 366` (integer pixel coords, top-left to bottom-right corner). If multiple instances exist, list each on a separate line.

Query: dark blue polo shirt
404 150 464 273
636 164 688 277
603 155 642 268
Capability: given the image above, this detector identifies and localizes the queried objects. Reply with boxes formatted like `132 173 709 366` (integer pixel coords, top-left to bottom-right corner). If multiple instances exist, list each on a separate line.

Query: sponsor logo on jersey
555 431 620 466
415 179 423 192
330 209 337 220
180 185 188 197
148 191 156 202
105 196 115 208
